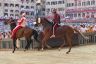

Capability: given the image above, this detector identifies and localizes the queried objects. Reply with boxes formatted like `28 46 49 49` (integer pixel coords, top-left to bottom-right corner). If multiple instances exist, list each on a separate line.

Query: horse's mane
42 17 53 25
8 19 17 30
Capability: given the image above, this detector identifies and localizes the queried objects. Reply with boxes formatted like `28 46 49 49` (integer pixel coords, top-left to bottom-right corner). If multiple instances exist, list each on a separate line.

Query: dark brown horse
36 17 88 54
4 18 39 53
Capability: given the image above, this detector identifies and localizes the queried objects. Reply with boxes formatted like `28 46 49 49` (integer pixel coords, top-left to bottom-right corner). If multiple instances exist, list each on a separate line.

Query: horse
4 18 39 53
36 17 88 54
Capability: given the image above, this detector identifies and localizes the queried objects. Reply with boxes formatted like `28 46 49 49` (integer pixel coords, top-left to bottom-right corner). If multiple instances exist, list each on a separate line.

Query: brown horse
36 17 88 54
4 18 39 53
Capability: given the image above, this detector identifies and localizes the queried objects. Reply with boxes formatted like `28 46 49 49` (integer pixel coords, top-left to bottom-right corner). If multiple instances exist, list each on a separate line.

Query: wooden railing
0 32 96 49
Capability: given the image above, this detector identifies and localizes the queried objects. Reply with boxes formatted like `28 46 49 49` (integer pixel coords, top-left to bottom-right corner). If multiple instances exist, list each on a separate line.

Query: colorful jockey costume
11 13 27 39
50 9 60 38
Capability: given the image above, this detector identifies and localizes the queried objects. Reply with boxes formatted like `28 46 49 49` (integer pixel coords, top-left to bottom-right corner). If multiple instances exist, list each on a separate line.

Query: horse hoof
12 51 14 53
58 48 61 51
41 48 44 51
66 52 69 54
24 49 26 52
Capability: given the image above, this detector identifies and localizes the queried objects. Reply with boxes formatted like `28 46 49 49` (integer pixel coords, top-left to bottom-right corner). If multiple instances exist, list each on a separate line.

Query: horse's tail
32 29 39 42
74 28 89 40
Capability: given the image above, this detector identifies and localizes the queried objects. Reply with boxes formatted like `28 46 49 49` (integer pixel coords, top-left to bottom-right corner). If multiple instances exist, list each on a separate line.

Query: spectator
0 32 2 40
93 25 96 32
79 24 87 33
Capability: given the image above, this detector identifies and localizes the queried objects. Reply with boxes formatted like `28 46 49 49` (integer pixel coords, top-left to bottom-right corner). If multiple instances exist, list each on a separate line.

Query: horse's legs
41 38 47 51
41 40 45 51
31 39 33 49
25 38 32 51
58 37 66 51
12 39 17 53
16 39 20 49
66 35 72 54
25 38 30 50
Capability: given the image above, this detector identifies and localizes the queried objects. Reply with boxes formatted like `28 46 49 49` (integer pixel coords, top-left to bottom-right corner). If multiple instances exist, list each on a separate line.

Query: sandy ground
0 45 96 64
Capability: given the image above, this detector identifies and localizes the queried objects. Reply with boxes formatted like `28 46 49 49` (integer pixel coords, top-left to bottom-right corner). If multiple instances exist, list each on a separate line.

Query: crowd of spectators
71 24 96 33
0 31 11 40
0 24 96 40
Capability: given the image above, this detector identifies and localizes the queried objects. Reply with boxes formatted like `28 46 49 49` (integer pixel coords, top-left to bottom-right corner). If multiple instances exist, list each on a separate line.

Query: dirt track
0 45 96 64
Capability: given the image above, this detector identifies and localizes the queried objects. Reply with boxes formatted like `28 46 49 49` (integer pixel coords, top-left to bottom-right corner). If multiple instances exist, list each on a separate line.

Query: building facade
0 0 37 32
45 0 96 22
45 0 65 20
35 0 45 18
66 0 96 21
0 0 36 19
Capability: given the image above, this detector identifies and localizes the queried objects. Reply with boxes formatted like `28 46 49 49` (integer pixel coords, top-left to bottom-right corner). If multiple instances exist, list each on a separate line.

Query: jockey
11 12 27 39
50 9 60 38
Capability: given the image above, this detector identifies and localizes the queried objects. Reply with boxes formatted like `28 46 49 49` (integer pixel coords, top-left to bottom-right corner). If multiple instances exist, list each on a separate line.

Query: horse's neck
43 22 52 29
10 21 16 30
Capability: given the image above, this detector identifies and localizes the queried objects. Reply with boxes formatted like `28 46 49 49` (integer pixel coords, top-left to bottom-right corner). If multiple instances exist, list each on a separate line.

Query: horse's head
4 18 14 25
36 17 53 27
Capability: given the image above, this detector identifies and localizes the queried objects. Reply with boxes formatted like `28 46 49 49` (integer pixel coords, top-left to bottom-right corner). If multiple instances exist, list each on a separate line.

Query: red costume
53 13 60 31
50 9 60 38
11 17 26 39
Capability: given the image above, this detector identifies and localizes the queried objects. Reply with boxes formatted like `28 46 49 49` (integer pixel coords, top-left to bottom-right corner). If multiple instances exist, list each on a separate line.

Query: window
15 14 19 16
15 4 19 7
58 1 62 4
10 14 14 16
58 8 63 11
31 12 34 15
26 6 30 9
74 13 77 17
51 1 57 5
69 3 71 7
0 3 1 6
15 10 19 13
70 14 73 18
71 3 74 6
31 6 34 9
87 1 90 5
26 12 29 15
67 3 69 7
4 3 8 7
42 8 45 11
46 2 50 5
31 0 34 2
26 0 29 3
78 2 81 6
10 10 14 12
78 13 81 17
82 13 85 17
91 0 95 5
82 2 86 6
10 3 14 7
46 8 50 14
21 5 24 8
4 13 8 16
5 9 8 12
62 1 65 4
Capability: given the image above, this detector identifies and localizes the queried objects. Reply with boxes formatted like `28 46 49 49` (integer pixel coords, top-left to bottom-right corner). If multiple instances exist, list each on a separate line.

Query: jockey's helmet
21 12 26 17
52 9 57 13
